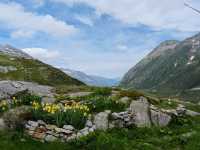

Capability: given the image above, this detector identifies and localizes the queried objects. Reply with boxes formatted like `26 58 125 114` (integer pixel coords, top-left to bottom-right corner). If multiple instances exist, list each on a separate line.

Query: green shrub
92 87 112 96
83 96 126 113
118 90 144 99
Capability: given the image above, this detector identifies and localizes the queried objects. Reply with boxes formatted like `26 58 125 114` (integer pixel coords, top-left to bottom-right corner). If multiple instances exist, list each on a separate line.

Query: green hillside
0 54 84 86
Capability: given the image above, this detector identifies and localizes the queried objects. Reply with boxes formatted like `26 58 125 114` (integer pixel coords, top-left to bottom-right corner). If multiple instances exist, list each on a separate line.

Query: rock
85 120 93 128
63 125 74 131
45 135 58 142
186 110 200 116
28 121 38 127
42 97 56 103
150 110 171 127
3 106 32 129
55 127 73 134
80 127 89 136
0 66 17 73
0 80 54 100
46 124 57 130
111 112 123 120
68 92 92 98
0 118 6 130
32 132 46 140
94 110 111 130
37 120 46 126
119 97 130 104
129 97 151 127
67 134 77 141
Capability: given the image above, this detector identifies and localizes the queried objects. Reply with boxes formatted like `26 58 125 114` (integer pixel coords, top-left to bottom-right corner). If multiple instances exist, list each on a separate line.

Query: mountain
0 44 32 59
62 68 120 87
0 44 84 86
120 33 200 101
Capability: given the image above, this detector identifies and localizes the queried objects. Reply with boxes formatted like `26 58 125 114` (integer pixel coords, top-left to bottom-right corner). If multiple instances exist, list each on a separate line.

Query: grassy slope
0 54 84 86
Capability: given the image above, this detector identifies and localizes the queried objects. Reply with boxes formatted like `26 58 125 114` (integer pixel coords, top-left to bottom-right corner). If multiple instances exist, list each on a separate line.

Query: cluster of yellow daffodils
42 103 61 114
0 100 9 112
31 101 40 110
64 102 90 116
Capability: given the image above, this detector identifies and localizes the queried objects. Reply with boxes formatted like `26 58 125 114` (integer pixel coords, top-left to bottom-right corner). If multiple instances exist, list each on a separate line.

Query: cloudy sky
0 0 200 78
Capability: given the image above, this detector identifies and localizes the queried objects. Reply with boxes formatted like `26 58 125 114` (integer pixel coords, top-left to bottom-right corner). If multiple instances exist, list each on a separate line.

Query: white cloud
74 15 94 26
50 0 200 32
23 47 61 61
0 2 77 38
11 30 35 38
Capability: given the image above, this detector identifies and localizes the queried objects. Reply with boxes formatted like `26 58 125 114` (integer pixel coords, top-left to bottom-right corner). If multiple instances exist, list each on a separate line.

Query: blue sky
0 0 200 78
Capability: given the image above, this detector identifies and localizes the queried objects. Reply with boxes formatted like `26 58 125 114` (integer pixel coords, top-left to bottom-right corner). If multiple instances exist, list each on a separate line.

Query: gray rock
94 110 111 130
0 80 54 100
150 110 171 127
63 125 74 131
3 106 32 129
45 135 58 142
42 97 56 103
80 127 89 136
129 97 151 127
119 97 130 104
0 66 17 73
55 127 73 134
85 120 93 128
67 134 77 141
68 92 92 98
28 121 38 127
0 118 6 130
186 110 200 116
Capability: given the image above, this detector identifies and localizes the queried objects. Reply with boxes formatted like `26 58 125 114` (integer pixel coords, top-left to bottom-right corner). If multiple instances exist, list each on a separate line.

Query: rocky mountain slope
62 68 120 87
120 33 200 101
0 45 84 86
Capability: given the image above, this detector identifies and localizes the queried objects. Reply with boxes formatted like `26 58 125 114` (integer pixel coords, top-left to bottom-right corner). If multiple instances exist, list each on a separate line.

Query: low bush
92 87 112 96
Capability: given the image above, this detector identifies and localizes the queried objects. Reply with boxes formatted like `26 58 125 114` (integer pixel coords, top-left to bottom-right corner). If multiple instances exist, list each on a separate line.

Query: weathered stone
0 66 17 73
42 97 56 103
150 110 171 127
119 97 130 104
111 112 122 120
63 125 74 131
55 127 73 134
85 120 93 128
67 134 77 141
80 127 89 136
46 124 57 130
32 132 46 140
0 80 54 100
45 134 57 142
94 110 111 130
68 92 92 98
186 110 200 116
37 120 46 126
3 106 32 129
0 118 6 130
129 97 151 127
28 121 38 127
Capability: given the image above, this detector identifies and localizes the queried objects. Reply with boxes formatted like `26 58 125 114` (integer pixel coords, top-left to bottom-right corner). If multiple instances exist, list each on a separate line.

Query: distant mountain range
62 68 120 87
120 33 200 101
0 44 84 86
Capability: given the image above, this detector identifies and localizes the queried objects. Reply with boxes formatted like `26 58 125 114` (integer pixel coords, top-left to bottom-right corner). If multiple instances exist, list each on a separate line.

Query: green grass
1 116 200 150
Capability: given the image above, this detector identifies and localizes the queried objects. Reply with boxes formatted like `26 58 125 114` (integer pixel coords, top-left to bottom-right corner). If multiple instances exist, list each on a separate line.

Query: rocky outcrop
94 110 111 130
0 81 55 102
3 106 32 129
0 66 17 73
129 97 151 127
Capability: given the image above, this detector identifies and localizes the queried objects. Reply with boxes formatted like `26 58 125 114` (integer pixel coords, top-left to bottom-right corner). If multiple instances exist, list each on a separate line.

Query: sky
0 0 200 78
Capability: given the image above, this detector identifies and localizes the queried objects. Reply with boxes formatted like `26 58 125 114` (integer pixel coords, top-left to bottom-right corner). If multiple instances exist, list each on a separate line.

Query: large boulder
129 97 151 127
0 118 6 130
94 110 111 130
150 110 171 127
0 80 54 100
2 106 32 129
